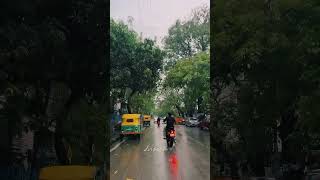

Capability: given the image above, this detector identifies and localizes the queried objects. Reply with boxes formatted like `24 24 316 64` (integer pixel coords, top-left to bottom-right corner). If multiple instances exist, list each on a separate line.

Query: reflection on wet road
110 123 210 180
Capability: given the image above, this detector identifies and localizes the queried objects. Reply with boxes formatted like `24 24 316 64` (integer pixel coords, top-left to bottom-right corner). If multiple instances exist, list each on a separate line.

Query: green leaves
110 19 165 113
212 0 320 173
162 52 210 114
130 92 156 114
157 4 210 116
111 19 164 93
164 4 210 59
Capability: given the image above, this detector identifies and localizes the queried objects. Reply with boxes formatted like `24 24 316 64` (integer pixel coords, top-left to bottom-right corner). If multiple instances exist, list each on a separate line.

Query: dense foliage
158 4 210 117
164 4 210 59
0 0 108 169
212 0 320 177
163 52 210 115
110 18 164 114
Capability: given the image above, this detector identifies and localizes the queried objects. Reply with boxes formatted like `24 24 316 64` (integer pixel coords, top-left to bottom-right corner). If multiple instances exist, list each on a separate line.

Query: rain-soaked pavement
110 122 210 180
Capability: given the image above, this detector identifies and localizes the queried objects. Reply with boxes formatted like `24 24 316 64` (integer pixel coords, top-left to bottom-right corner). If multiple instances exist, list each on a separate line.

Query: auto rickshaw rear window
127 119 134 122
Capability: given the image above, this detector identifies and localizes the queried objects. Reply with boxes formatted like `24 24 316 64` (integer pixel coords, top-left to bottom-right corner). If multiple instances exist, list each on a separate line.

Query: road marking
144 144 167 152
114 170 118 174
126 178 134 180
144 144 151 151
110 139 125 152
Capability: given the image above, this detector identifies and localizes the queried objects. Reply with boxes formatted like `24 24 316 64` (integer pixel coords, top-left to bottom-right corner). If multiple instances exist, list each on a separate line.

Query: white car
185 118 199 127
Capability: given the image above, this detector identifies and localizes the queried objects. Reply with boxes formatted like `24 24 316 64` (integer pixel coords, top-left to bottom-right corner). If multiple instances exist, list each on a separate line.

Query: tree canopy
163 4 210 59
0 0 108 167
163 52 210 115
212 0 320 176
157 5 210 117
110 18 165 114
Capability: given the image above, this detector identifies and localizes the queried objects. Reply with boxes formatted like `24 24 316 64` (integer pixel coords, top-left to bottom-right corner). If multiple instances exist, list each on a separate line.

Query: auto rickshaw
121 114 143 138
38 165 98 180
143 115 151 127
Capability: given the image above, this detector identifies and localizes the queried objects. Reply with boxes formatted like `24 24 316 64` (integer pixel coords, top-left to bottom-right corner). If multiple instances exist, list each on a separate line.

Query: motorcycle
166 127 176 148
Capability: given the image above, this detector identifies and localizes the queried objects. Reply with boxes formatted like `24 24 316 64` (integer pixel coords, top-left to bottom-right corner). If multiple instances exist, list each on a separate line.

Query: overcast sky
111 0 209 45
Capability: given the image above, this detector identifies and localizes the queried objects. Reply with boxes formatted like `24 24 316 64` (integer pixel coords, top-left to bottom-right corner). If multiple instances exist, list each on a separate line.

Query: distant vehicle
121 114 143 139
198 116 210 130
195 113 205 120
143 115 151 127
175 117 185 125
185 117 199 127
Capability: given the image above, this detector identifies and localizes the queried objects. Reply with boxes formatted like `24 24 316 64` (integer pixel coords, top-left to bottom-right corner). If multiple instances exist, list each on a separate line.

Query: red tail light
169 130 175 137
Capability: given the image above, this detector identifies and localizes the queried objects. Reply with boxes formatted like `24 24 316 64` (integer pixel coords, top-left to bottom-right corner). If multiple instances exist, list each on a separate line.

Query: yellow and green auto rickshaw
38 165 98 180
143 115 151 127
121 114 143 138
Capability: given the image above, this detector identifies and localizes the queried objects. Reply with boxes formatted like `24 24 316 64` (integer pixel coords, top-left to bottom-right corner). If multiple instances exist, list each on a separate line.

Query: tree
157 88 185 117
163 4 210 59
110 19 165 113
130 91 156 115
163 52 210 115
212 0 320 176
0 0 108 168
159 4 210 117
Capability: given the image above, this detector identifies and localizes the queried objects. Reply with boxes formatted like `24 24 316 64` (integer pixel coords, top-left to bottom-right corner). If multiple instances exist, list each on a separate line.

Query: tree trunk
127 102 132 114
197 97 203 113
36 81 71 167
175 105 184 117
126 90 136 114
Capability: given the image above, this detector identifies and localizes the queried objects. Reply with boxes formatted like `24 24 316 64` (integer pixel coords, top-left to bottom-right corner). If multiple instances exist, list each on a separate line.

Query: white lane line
110 139 125 152
114 170 118 174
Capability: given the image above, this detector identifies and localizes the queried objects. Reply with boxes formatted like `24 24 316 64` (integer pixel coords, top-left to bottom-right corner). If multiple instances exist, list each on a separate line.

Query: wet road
110 122 210 180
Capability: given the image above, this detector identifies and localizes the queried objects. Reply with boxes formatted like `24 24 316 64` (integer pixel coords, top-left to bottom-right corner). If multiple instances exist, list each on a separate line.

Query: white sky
110 0 209 46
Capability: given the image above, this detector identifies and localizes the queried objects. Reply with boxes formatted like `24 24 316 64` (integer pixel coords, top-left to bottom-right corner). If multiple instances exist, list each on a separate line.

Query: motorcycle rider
163 112 175 139
157 117 161 127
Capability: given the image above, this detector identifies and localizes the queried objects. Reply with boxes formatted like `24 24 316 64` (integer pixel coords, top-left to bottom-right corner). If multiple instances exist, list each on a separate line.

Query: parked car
198 116 210 130
185 117 199 127
175 117 185 125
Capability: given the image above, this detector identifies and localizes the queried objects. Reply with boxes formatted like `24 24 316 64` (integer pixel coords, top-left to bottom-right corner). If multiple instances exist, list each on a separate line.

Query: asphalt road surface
110 122 210 180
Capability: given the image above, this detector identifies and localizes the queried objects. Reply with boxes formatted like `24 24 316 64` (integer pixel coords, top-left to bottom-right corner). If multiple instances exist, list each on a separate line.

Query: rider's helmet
168 112 172 117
